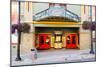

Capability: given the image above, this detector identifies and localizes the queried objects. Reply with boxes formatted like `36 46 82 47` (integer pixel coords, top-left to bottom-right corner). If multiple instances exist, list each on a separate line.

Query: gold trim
79 32 90 34
33 21 81 25
38 33 51 35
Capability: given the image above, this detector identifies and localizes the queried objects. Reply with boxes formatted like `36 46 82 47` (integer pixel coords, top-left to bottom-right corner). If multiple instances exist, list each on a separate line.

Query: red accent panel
49 3 55 6
39 44 50 49
66 34 77 49
38 34 50 49
59 4 66 6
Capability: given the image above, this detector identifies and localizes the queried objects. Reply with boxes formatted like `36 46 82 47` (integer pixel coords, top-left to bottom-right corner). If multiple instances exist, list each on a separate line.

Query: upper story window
20 2 25 22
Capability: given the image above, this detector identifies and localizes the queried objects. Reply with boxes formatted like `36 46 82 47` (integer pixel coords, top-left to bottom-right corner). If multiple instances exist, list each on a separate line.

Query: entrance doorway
35 27 79 49
38 34 51 49
66 33 78 49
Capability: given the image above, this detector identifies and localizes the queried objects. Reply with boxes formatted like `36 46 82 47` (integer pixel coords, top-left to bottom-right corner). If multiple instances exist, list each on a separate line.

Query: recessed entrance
35 27 79 50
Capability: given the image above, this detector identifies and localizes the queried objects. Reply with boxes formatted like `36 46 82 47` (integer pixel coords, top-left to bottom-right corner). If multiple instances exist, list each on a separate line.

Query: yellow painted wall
62 36 66 47
51 36 54 47
80 32 91 50
20 33 34 55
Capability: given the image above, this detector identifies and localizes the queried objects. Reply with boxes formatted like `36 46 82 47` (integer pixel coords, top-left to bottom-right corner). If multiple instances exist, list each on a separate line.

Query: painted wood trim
33 21 81 25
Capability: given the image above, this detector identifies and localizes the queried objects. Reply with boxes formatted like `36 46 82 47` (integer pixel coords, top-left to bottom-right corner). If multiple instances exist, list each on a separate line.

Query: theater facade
11 1 96 55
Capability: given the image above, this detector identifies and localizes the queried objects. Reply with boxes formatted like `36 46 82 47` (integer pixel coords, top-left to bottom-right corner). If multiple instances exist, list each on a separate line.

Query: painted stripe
95 6 96 21
90 5 92 21
84 6 86 14
28 2 29 12
88 6 90 17
25 2 29 12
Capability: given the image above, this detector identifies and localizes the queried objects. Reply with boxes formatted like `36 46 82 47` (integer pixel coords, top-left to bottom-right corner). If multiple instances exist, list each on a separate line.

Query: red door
66 34 77 48
38 34 51 49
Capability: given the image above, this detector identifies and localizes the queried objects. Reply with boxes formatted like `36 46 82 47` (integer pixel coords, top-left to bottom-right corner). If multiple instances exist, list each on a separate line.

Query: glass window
72 36 76 44
46 36 50 44
55 36 61 42
67 36 70 44
20 2 25 22
40 36 44 44
55 35 62 43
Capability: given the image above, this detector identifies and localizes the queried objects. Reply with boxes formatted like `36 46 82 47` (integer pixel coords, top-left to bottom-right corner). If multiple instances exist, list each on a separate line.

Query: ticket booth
66 33 78 48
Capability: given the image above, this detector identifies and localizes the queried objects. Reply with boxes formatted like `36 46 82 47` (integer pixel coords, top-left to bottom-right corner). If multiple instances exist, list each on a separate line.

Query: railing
33 7 80 22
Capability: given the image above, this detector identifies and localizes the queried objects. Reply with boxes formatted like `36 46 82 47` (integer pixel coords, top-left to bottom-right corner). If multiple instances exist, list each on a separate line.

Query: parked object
31 48 37 60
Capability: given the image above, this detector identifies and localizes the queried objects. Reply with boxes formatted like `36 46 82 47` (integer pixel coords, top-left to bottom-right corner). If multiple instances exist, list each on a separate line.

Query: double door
38 34 51 49
66 33 78 48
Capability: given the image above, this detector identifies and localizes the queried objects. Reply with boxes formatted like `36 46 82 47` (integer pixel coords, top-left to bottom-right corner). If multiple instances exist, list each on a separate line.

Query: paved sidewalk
11 49 96 66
